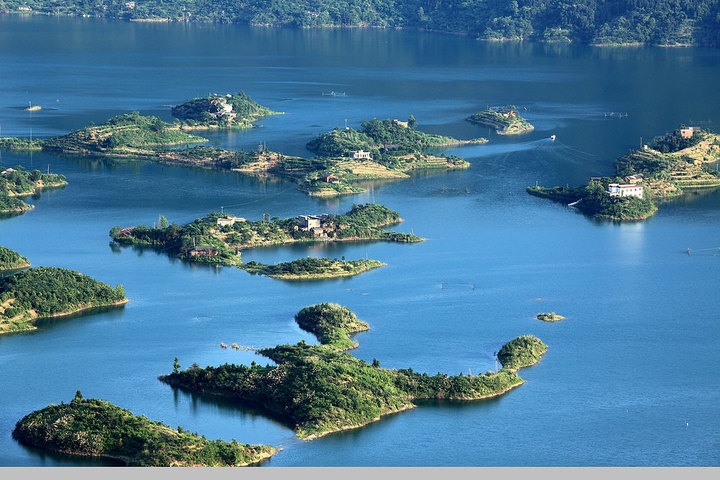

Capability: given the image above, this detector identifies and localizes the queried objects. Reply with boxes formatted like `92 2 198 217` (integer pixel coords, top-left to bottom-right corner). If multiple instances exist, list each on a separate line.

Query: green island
159 303 548 440
13 391 277 466
536 312 565 322
497 335 549 371
0 107 480 198
0 267 128 335
241 257 385 280
0 166 67 214
8 1 720 47
171 91 281 130
110 204 422 276
466 106 534 135
0 246 31 271
527 127 720 221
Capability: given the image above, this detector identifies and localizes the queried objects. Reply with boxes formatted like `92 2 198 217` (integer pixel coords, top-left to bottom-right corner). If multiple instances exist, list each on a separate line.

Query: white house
296 214 329 231
608 183 643 199
349 150 372 160
217 215 245 227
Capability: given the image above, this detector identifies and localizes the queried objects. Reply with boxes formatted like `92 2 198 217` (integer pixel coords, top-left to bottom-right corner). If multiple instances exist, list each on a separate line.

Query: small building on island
324 174 340 184
624 174 644 184
217 215 245 228
189 246 218 257
679 127 701 139
296 214 334 237
349 150 372 160
608 183 643 199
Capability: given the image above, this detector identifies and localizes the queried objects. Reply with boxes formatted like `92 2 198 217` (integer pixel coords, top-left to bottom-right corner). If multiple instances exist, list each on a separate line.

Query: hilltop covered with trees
171 91 280 129
6 1 720 46
241 257 385 280
0 267 127 335
160 304 548 439
0 166 67 214
0 246 30 271
13 392 277 466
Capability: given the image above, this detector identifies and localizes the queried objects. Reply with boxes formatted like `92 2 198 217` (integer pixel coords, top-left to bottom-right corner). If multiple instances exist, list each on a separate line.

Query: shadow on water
15 442 126 467
169 386 292 433
30 304 128 333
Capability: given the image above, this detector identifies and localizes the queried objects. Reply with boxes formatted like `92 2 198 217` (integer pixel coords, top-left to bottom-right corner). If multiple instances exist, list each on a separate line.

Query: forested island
241 257 385 280
466 106 534 135
160 303 548 440
13 391 277 466
110 204 420 276
528 127 720 221
5 1 719 47
0 267 127 335
171 91 281 129
0 246 30 271
0 166 67 214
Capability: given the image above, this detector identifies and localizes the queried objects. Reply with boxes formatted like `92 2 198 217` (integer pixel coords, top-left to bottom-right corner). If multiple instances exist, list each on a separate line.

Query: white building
608 183 644 199
217 215 245 227
349 150 372 160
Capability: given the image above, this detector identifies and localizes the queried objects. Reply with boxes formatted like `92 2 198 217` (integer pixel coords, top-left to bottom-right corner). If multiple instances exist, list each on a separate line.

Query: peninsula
527 127 720 221
160 303 548 440
0 167 67 214
171 91 281 130
13 391 277 466
466 106 534 135
110 204 422 274
0 267 128 335
0 246 30 271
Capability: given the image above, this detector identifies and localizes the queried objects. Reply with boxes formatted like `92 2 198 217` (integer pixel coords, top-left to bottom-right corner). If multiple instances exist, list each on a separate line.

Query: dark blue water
0 16 718 466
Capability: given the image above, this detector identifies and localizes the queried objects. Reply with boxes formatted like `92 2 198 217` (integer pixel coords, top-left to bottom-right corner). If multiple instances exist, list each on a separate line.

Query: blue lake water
0 16 718 466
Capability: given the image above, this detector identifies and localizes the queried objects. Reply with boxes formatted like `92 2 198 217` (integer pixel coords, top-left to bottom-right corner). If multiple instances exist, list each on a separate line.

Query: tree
408 115 417 129
158 215 169 229
73 390 83 402
173 357 180 374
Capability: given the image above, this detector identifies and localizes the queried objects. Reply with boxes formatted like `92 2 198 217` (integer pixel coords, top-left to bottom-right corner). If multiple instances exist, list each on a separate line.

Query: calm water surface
0 16 718 466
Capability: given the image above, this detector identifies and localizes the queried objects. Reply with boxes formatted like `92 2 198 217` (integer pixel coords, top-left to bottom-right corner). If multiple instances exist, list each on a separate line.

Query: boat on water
550 134 556 141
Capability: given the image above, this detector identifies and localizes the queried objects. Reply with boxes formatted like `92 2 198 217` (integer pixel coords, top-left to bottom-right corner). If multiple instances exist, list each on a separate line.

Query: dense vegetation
13 392 276 466
171 91 279 128
241 257 384 280
42 112 205 154
110 204 422 267
0 194 31 213
294 303 369 350
0 166 66 196
307 118 483 158
466 106 534 135
496 335 548 370
650 126 704 153
160 304 547 439
8 1 720 46
0 246 30 271
0 267 127 334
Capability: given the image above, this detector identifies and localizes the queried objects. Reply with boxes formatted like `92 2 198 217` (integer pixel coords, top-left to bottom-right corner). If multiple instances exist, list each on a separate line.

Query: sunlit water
0 16 718 466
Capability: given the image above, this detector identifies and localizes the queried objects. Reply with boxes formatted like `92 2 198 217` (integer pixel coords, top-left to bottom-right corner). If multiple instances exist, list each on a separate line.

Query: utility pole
221 206 224 214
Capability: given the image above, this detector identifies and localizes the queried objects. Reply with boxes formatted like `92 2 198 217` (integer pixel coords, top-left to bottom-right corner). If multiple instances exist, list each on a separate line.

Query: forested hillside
4 1 719 46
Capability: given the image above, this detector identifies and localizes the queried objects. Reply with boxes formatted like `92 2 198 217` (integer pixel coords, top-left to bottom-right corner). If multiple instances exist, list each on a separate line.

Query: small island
13 391 277 467
527 127 720 221
536 312 565 322
466 106 534 135
1 166 67 214
241 257 385 280
110 204 422 273
496 335 548 371
171 91 281 130
160 303 547 440
0 246 31 271
0 267 128 335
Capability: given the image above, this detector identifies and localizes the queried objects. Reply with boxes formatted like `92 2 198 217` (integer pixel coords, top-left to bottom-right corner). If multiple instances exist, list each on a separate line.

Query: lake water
0 16 718 467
